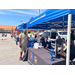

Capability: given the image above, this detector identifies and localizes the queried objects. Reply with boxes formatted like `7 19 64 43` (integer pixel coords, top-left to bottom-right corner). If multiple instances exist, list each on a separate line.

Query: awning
16 23 49 30
27 9 75 29
16 23 26 30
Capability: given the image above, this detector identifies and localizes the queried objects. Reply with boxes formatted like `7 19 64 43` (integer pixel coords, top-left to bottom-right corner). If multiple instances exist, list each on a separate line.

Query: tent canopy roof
27 9 75 29
16 23 48 30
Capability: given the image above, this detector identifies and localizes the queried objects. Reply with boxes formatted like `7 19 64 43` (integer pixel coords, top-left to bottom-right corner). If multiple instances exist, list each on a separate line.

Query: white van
40 30 67 42
56 31 67 42
33 30 67 42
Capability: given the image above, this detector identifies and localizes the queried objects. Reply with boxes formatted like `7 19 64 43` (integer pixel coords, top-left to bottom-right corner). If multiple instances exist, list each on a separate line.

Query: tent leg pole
66 14 72 65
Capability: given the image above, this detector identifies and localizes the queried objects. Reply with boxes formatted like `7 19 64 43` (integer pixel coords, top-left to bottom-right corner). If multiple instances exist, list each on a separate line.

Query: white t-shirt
19 33 28 46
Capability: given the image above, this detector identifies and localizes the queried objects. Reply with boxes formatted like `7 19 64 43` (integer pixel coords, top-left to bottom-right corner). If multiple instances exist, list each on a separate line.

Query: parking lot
0 33 29 65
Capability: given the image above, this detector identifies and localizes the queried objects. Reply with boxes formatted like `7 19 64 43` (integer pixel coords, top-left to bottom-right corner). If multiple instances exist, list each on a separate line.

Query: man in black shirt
58 40 75 61
41 37 49 48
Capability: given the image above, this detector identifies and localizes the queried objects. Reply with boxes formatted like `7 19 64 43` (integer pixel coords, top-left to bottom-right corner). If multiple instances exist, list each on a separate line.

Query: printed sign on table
34 56 37 64
30 52 33 60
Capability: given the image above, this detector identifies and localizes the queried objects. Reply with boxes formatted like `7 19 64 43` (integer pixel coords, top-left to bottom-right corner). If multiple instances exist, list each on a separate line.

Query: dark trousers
16 41 18 45
16 37 19 45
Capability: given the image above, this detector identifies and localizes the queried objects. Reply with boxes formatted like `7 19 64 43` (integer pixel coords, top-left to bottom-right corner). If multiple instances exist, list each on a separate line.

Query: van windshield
59 32 67 35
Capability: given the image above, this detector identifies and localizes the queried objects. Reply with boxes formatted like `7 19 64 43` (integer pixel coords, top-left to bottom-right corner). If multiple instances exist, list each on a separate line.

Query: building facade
0 25 16 33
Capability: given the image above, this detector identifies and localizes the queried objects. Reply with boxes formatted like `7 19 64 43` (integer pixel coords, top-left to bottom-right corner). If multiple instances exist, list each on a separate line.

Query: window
59 32 67 35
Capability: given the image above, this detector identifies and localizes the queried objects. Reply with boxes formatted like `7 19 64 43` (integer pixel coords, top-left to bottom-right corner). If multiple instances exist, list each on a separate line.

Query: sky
0 9 46 26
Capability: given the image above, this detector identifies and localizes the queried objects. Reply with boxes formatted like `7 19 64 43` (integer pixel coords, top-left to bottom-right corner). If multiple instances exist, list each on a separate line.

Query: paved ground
0 33 29 65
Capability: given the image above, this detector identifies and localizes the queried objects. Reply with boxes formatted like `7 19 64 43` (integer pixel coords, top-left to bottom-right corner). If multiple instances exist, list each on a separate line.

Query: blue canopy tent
16 23 50 30
16 23 27 32
16 15 50 30
27 9 75 65
27 9 75 29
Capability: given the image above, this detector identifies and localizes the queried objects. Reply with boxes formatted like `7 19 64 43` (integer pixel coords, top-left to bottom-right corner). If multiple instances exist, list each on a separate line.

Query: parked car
33 30 67 43
56 31 67 41
40 30 67 43
51 31 67 43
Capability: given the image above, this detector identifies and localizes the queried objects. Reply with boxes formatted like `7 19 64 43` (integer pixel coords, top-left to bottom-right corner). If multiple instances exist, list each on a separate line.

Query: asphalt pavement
0 34 29 65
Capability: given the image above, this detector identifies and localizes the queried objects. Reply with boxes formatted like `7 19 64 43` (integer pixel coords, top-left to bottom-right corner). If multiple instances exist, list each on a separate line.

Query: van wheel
62 38 65 43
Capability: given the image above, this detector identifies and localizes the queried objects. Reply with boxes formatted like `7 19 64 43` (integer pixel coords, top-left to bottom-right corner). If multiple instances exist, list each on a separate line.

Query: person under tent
41 37 49 49
58 40 75 64
56 36 64 53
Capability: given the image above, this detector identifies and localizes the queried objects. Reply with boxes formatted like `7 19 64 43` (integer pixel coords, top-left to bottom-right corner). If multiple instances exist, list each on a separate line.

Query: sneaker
19 57 22 60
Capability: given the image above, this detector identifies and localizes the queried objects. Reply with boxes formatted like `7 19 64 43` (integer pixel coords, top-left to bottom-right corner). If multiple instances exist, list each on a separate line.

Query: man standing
19 29 29 60
56 36 64 54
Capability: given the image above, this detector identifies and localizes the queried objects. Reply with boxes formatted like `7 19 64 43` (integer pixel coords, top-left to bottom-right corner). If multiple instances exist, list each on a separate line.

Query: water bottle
48 51 54 61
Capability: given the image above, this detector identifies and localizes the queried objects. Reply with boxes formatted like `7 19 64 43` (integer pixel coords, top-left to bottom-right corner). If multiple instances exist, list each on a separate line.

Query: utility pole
39 9 40 15
12 26 13 38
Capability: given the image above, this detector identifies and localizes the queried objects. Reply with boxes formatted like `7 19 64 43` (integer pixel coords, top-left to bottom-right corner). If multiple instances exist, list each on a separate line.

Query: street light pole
20 20 23 24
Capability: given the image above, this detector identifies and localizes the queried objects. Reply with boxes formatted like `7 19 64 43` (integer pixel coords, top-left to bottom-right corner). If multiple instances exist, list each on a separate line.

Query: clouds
0 11 8 15
7 9 38 16
0 9 46 16
0 9 38 16
0 11 5 14
10 21 13 22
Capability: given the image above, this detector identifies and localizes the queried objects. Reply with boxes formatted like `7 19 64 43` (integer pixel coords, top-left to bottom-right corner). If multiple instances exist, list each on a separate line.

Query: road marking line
0 54 19 61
